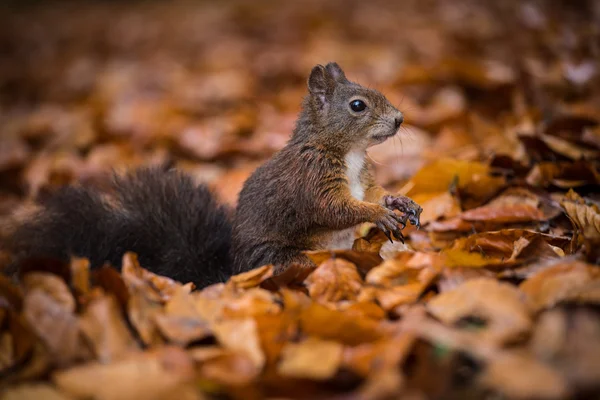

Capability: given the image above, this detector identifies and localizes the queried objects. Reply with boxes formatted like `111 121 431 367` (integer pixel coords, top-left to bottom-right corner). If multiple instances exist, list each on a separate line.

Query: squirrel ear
308 64 335 110
325 62 347 83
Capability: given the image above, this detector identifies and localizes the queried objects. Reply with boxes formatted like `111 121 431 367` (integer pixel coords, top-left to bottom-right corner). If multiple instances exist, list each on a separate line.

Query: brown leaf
0 310 37 376
561 189 600 241
305 250 383 276
299 303 383 346
412 191 461 225
342 334 416 377
70 257 90 296
427 278 532 344
221 288 282 318
22 289 88 366
211 318 265 369
305 258 363 303
0 384 73 400
277 337 343 380
92 266 130 309
0 274 23 310
121 252 189 302
538 133 600 161
519 260 600 312
228 264 274 290
0 137 30 172
255 312 299 366
531 308 600 391
154 312 212 346
404 159 505 203
191 346 260 387
127 285 165 346
53 347 195 400
365 253 439 310
365 252 439 286
480 351 569 400
22 272 75 313
79 293 140 362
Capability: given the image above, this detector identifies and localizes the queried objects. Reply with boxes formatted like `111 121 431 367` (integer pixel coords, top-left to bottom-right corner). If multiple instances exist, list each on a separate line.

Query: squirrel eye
350 99 367 112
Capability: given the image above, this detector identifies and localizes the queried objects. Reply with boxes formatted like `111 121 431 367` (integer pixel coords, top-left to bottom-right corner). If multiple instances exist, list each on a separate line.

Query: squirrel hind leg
271 251 316 286
238 245 316 285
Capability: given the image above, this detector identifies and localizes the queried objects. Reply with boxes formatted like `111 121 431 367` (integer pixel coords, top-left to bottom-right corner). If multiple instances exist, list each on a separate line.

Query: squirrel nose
394 115 404 129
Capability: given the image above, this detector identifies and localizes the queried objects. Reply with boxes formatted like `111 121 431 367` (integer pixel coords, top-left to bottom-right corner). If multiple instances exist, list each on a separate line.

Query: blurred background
0 0 598 211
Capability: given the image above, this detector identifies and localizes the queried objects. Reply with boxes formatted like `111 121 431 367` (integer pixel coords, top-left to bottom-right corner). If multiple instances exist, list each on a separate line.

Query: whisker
366 152 385 166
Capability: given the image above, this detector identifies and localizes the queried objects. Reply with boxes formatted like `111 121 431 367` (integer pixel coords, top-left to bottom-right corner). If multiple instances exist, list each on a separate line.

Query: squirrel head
305 62 404 151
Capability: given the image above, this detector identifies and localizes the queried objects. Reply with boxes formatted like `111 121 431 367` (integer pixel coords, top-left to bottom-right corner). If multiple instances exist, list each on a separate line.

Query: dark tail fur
8 167 233 288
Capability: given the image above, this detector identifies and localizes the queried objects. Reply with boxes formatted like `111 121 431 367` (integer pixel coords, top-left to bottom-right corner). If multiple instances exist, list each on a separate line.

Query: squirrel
5 62 422 288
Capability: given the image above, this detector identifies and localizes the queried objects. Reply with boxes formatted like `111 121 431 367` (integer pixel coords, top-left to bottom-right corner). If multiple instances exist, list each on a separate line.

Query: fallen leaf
305 250 383 276
530 308 600 391
413 191 461 224
154 312 212 346
70 257 90 296
305 258 363 303
22 289 88 366
53 347 195 400
480 351 569 400
191 347 260 386
404 159 505 204
519 259 600 312
277 337 342 380
121 252 187 302
0 383 73 400
299 303 383 346
22 272 75 313
228 264 274 290
128 286 165 346
212 318 265 369
342 333 416 376
561 189 600 241
427 278 532 344
79 293 140 362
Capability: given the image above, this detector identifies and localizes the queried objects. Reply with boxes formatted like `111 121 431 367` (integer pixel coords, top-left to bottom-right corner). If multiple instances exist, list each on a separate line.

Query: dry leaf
22 272 75 313
228 264 274 289
53 347 194 400
561 190 600 240
343 334 416 376
305 258 363 303
299 303 383 346
0 384 73 400
519 260 600 312
79 293 140 362
277 337 343 380
22 289 88 366
212 318 265 369
427 278 532 344
480 351 569 399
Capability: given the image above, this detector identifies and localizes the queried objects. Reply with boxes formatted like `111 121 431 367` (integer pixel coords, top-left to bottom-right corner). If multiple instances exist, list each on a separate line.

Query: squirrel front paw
383 195 423 229
373 206 407 244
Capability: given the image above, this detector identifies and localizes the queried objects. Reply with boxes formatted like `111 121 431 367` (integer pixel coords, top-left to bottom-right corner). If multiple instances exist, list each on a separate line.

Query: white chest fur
345 150 365 201
317 150 366 250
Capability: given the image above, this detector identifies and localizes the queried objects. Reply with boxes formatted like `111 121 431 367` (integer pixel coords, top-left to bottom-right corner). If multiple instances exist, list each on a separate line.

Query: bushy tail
8 167 233 288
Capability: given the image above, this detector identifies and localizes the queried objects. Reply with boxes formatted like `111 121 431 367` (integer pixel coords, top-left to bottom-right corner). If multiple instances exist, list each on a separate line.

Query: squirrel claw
384 230 393 244
393 228 405 244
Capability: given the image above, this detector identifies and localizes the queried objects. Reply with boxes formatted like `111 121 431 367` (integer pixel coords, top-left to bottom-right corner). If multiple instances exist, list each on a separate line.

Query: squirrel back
7 167 233 288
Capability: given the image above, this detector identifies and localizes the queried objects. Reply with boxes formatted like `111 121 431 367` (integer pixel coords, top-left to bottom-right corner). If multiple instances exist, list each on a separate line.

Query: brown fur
232 62 421 273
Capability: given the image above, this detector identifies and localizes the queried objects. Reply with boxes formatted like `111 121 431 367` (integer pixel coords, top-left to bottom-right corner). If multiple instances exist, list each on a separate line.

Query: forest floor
1 0 600 399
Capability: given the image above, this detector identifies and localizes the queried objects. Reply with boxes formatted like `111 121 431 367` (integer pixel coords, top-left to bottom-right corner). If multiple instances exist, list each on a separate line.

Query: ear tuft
325 62 347 83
